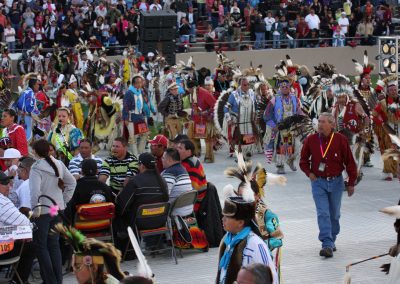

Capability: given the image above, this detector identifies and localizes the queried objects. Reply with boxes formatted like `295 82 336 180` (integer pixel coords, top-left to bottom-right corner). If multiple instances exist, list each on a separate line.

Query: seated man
65 159 114 222
161 148 193 216
0 170 33 284
99 137 139 195
176 139 207 213
68 138 103 180
148 134 168 173
15 157 36 216
116 153 169 230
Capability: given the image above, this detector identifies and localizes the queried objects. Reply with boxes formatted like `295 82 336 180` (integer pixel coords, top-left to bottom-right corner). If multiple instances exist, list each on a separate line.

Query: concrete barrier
176 46 379 78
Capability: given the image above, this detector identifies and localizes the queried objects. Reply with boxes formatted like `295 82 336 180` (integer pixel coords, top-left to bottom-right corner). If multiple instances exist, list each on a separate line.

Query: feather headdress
352 50 375 83
331 74 354 97
224 151 287 199
55 223 126 280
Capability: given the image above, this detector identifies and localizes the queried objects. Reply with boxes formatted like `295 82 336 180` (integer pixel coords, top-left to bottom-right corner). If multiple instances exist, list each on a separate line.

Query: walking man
299 112 357 258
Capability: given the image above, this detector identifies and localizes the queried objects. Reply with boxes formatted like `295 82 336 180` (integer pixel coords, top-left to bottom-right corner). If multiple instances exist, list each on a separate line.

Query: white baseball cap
0 148 22 159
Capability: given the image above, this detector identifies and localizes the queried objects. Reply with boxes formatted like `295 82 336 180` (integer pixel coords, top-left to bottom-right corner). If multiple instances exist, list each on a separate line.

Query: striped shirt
161 163 193 216
0 193 30 227
99 152 138 192
68 154 104 177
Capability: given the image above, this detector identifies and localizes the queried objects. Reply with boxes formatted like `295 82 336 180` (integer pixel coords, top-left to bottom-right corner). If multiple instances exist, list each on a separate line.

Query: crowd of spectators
0 0 396 54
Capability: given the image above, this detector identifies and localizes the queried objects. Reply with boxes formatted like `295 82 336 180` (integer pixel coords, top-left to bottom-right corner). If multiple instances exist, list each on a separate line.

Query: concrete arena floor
57 145 398 283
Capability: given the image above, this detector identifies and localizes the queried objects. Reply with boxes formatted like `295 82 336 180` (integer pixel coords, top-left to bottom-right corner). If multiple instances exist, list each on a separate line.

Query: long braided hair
32 139 65 190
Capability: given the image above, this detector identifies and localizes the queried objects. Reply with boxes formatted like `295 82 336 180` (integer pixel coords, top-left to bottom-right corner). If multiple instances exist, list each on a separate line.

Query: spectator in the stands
254 13 266 49
176 0 189 25
264 11 275 44
297 16 310 47
179 17 191 44
211 1 219 29
204 24 215 52
338 11 349 35
230 2 242 42
271 15 283 49
305 9 320 30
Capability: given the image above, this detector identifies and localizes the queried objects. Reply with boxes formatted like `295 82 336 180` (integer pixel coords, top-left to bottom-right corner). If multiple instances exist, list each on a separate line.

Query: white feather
127 226 153 279
363 50 368 67
266 173 287 186
379 205 400 218
223 184 236 199
241 182 255 202
389 134 400 148
99 75 105 85
354 62 363 75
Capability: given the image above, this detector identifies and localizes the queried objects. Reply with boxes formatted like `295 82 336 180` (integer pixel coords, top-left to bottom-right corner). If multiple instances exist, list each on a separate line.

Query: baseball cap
0 171 13 185
148 135 168 147
138 153 156 169
0 148 22 159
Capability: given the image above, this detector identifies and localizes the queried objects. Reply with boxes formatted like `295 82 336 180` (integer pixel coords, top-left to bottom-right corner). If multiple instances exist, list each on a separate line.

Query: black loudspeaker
140 10 177 28
140 28 176 41
139 10 177 66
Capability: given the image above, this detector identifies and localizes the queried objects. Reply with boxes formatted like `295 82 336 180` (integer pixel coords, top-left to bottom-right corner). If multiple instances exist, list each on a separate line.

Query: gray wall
176 46 379 78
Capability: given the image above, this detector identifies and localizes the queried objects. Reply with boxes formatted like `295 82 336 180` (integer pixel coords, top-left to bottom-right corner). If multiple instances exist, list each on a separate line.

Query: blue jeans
255 32 265 49
33 214 63 284
311 175 344 249
273 34 281 49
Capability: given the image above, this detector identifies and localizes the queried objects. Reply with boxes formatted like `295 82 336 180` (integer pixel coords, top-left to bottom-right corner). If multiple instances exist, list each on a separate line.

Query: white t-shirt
305 14 320 30
338 17 349 34
264 16 275 31
4 27 16 42
15 179 31 209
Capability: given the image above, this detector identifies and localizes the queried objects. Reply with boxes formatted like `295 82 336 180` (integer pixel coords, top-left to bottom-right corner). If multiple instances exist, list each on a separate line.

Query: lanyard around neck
319 133 334 159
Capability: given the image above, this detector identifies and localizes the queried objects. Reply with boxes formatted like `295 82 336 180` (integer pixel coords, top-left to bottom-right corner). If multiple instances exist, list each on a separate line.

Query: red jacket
192 87 217 122
4 124 29 156
300 132 357 186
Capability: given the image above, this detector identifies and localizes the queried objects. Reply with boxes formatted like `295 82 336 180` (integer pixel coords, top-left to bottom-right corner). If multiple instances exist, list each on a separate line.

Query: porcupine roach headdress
223 151 287 200
55 224 126 281
352 50 375 83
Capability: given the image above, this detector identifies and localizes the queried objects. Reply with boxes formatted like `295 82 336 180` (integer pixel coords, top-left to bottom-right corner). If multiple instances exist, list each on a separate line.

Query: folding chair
169 191 209 256
122 202 177 264
74 202 115 243
0 240 24 283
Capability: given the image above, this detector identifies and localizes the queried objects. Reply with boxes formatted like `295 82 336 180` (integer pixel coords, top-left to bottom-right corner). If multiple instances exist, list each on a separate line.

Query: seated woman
48 107 83 165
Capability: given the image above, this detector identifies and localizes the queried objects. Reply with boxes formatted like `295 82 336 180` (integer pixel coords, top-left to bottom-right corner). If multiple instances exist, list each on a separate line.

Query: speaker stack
378 36 399 92
139 10 177 65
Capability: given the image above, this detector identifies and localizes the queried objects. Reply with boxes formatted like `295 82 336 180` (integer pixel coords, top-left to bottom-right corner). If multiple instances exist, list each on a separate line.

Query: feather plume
389 134 400 148
254 165 266 197
127 226 153 279
363 50 368 67
352 59 364 75
379 205 400 218
286 54 293 67
382 148 400 161
241 183 255 202
267 173 287 186
223 184 237 199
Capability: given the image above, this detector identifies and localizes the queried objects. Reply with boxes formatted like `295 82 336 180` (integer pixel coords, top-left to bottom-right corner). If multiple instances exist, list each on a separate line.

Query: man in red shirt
296 16 310 48
148 134 168 173
186 78 217 163
300 112 357 258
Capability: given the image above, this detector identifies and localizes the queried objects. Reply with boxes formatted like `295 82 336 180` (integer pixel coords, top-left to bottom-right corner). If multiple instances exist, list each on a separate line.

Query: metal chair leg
167 218 178 264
